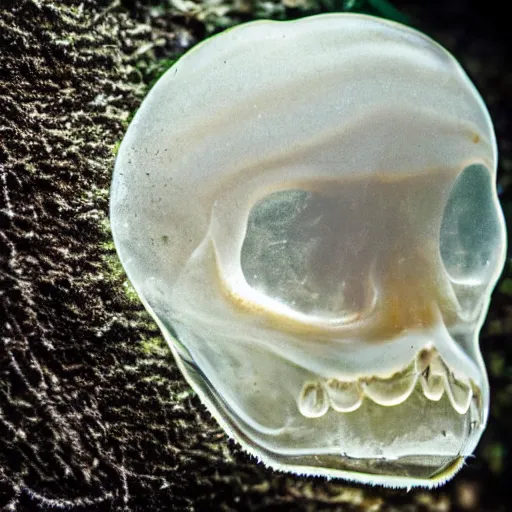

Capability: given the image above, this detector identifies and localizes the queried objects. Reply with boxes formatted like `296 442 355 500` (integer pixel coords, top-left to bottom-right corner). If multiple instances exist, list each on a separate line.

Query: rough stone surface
0 0 510 510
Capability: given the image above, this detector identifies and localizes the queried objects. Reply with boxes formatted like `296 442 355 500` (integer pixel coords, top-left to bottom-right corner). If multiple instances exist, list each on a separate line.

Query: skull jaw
149 241 489 489
163 319 485 488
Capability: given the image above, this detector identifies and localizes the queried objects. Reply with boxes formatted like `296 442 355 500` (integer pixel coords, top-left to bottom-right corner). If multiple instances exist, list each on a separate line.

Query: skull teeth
445 371 472 414
362 361 417 406
420 373 445 401
298 348 475 417
418 350 446 401
298 381 330 418
325 379 363 412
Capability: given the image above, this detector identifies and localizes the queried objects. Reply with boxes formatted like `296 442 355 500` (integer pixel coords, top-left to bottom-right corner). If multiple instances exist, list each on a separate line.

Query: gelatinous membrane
110 12 506 489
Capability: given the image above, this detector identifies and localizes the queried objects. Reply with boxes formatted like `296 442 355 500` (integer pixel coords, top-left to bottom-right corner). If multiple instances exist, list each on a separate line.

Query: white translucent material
110 14 507 488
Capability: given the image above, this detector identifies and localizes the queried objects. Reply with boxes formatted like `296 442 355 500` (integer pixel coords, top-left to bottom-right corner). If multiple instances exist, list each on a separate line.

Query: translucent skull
110 14 507 487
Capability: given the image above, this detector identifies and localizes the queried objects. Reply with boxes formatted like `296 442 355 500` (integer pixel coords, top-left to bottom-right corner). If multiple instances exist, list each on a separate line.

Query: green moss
145 58 178 90
98 217 112 237
140 336 169 357
99 219 140 305
103 252 124 287
176 389 196 400
483 442 507 475
141 374 171 385
122 109 137 130
112 139 122 157
122 279 141 304
489 352 506 377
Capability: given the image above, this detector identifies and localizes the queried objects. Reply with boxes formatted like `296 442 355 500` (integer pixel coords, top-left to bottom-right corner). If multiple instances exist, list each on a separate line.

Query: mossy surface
1 0 511 510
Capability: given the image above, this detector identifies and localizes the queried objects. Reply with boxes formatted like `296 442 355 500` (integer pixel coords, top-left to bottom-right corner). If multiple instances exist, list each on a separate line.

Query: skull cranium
110 13 507 487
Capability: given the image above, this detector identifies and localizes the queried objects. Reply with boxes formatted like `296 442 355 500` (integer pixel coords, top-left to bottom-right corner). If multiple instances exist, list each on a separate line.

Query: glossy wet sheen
110 13 506 488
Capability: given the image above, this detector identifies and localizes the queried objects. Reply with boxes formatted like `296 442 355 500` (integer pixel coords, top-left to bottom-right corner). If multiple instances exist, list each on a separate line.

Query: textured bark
0 0 510 510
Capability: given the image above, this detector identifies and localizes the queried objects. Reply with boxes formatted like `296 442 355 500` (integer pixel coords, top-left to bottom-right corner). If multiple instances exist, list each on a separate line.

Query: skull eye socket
439 164 502 286
240 189 317 314
240 187 375 320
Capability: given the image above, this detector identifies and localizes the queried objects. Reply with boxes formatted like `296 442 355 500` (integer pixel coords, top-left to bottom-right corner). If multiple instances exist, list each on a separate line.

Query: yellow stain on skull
217 238 458 343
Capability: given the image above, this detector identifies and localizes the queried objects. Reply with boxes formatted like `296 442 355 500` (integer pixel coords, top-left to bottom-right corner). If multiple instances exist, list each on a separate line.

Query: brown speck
456 480 480 510
472 133 480 143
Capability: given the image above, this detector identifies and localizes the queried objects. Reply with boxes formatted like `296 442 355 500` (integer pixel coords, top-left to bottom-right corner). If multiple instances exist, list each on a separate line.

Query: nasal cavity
240 188 373 320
